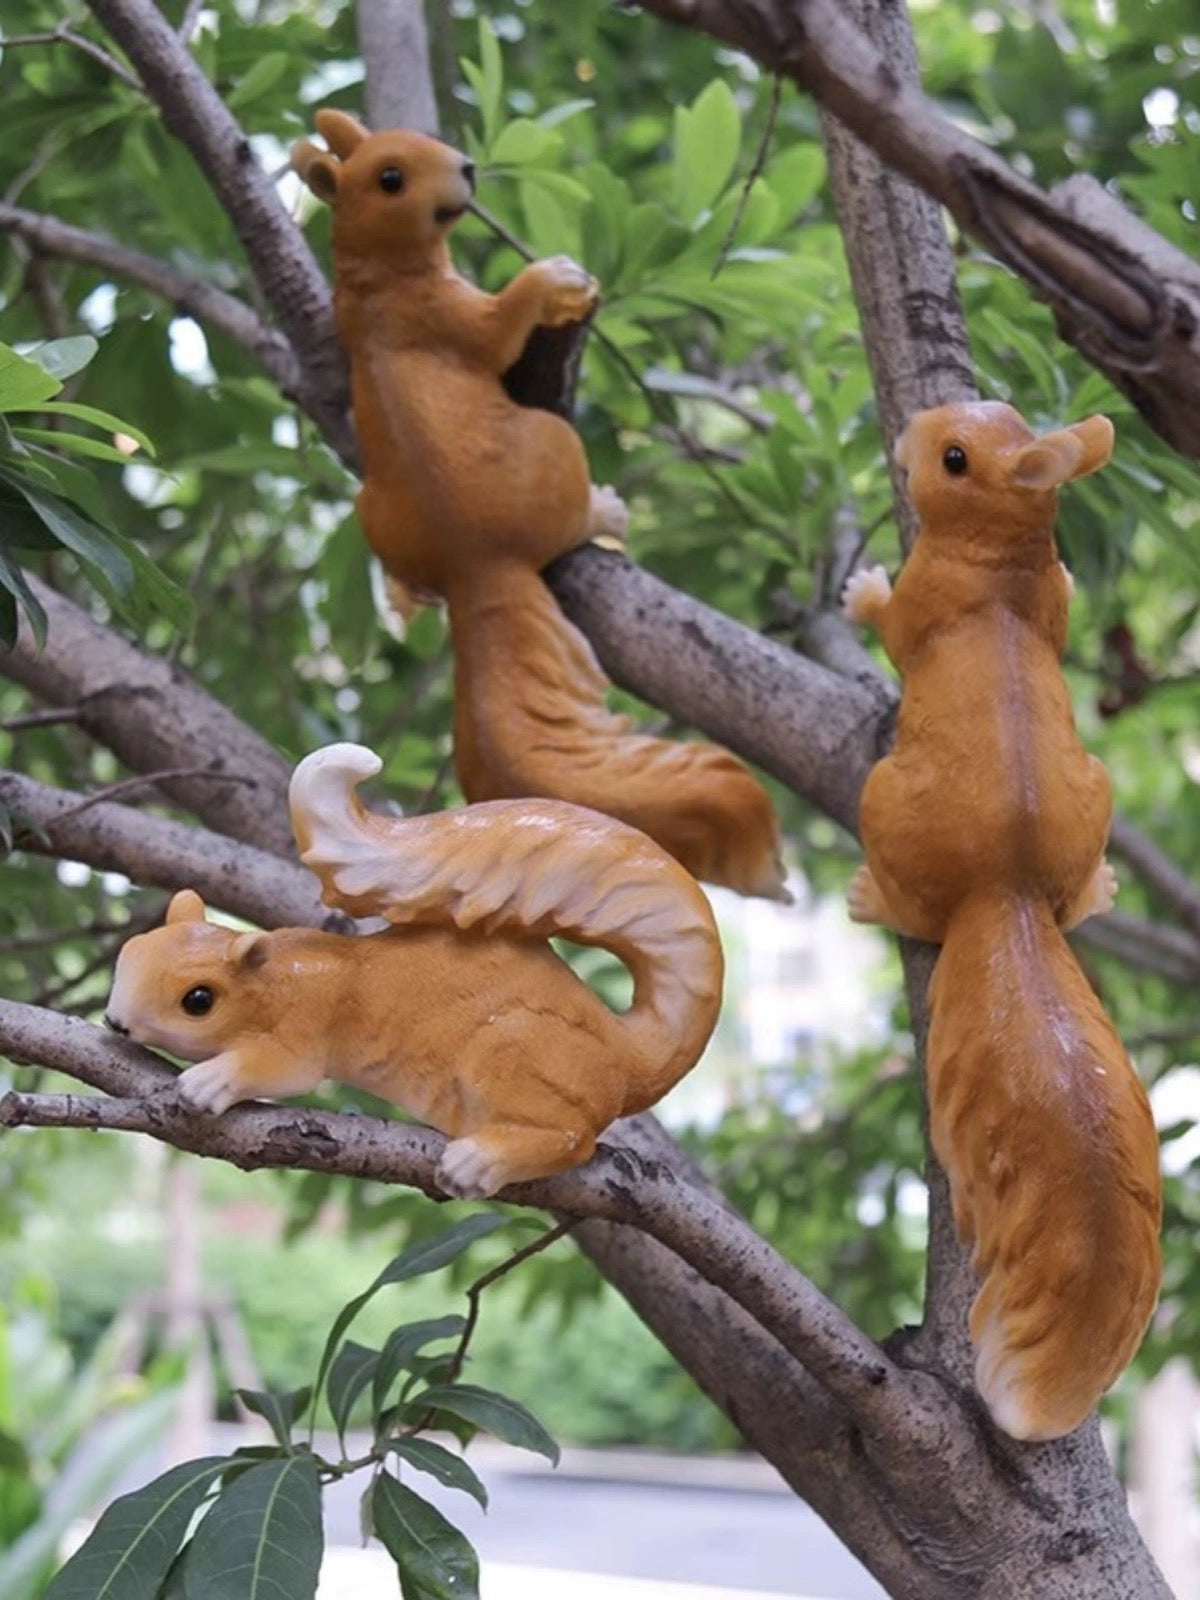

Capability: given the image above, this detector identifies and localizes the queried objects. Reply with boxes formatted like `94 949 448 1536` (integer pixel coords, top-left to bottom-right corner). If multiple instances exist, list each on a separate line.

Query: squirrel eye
181 986 215 1017
943 445 969 475
378 167 405 194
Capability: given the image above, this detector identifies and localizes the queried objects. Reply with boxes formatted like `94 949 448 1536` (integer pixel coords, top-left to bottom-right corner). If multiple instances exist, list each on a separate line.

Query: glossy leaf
406 1384 559 1465
181 1456 323 1600
388 1438 489 1510
370 1473 480 1600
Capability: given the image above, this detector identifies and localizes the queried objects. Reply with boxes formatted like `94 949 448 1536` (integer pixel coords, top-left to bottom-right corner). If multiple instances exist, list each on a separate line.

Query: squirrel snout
103 1012 130 1037
462 160 476 192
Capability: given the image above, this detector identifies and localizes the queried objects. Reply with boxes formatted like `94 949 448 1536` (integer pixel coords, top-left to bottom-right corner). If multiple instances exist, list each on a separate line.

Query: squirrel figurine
843 401 1161 1442
290 111 787 902
105 743 723 1198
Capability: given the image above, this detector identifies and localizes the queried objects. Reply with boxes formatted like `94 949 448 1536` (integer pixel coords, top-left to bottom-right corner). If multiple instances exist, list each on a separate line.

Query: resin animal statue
842 401 1161 1442
290 110 786 901
106 743 723 1199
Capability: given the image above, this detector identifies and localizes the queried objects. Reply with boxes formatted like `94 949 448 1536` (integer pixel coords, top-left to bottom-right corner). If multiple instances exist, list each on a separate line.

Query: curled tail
928 893 1161 1441
448 569 788 902
289 743 724 1107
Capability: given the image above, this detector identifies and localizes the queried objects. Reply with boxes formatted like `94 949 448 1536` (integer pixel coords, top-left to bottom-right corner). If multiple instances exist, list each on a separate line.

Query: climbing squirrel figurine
290 111 787 901
105 743 723 1199
843 401 1161 1442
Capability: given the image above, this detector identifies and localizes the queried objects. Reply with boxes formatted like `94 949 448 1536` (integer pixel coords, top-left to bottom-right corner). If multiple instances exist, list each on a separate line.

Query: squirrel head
106 890 273 1061
895 401 1114 544
291 111 476 267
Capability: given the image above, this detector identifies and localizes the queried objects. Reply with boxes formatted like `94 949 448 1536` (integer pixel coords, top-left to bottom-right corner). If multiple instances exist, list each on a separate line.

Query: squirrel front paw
842 565 893 627
587 484 630 552
534 255 599 326
178 1056 248 1116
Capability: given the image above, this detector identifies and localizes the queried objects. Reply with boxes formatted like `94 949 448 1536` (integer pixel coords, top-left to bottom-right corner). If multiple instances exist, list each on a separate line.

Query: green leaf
11 428 148 467
21 401 156 457
235 1386 312 1450
311 1215 507 1429
470 19 504 151
490 119 557 167
182 1456 322 1600
45 1456 229 1600
672 80 741 223
226 52 291 112
1 475 133 594
407 1385 559 1465
766 143 827 217
0 346 60 413
370 1474 480 1600
326 1341 380 1443
373 1316 466 1421
388 1439 488 1511
24 337 98 384
0 546 46 648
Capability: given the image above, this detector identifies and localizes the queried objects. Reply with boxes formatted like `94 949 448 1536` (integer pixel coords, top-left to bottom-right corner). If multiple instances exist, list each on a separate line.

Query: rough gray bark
635 0 1200 463
357 0 439 131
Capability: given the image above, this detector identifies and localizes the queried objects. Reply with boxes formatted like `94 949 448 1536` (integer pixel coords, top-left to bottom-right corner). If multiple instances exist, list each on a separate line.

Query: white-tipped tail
289 742 724 1105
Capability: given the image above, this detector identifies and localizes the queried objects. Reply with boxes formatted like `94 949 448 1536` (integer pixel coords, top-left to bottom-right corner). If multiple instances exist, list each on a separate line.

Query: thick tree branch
0 770 338 933
357 0 439 131
0 202 304 402
635 0 1200 462
6 577 295 857
0 1000 924 1440
83 0 352 452
1109 815 1200 945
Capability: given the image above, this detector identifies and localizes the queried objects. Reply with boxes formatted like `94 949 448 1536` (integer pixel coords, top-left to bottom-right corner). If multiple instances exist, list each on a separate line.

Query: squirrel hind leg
586 484 630 552
847 864 926 937
436 1124 597 1199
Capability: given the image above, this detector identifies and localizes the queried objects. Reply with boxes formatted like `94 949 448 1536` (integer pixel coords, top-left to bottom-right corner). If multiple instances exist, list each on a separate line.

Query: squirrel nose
103 1013 129 1037
462 160 476 192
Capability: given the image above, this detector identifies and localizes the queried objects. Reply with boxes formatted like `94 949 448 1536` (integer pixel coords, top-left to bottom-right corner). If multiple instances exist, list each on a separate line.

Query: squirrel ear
315 108 369 158
1008 415 1114 491
166 890 207 926
291 140 341 204
1008 432 1085 492
228 932 269 972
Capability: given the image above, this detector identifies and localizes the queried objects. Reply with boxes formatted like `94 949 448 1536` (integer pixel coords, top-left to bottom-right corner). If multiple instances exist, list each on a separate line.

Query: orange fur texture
843 402 1161 1441
291 111 786 901
107 744 723 1199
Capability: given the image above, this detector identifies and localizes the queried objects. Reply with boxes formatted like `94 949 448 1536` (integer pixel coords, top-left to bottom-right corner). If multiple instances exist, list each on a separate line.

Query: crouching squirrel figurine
106 744 723 1199
290 111 786 902
843 401 1161 1442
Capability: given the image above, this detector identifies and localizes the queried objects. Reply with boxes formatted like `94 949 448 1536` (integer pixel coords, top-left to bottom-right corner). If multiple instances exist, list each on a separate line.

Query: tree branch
83 0 352 453
1109 815 1200 944
5 577 295 858
0 770 338 933
0 24 144 92
356 0 439 131
634 0 1200 462
0 999 925 1440
0 202 304 402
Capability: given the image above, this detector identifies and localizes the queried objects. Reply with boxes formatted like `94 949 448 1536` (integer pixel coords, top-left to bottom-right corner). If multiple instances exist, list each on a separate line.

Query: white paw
1059 561 1076 599
436 1138 508 1200
1093 860 1118 916
842 565 892 625
540 255 599 323
846 865 880 924
589 484 630 550
178 1057 246 1115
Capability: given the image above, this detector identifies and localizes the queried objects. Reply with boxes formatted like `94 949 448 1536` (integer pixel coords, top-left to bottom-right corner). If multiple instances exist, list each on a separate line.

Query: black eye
379 167 405 194
943 445 968 475
181 986 214 1017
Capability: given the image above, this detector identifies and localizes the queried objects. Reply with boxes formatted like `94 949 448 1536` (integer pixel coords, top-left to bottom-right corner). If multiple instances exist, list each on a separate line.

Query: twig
1108 816 1200 944
0 25 144 93
26 765 256 836
0 706 82 732
0 204 303 404
177 0 206 44
712 74 783 279
443 1219 575 1387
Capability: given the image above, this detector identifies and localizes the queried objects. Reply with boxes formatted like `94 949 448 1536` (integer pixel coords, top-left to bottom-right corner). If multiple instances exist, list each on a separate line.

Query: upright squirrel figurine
290 111 786 901
106 744 723 1198
843 402 1161 1442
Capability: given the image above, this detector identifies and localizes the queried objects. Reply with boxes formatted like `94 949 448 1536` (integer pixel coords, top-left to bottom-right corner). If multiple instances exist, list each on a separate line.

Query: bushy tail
927 892 1161 1441
448 570 788 902
289 743 724 1106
